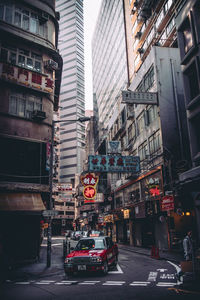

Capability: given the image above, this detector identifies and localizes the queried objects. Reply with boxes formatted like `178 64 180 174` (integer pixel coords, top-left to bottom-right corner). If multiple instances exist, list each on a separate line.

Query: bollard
155 247 160 259
151 245 155 258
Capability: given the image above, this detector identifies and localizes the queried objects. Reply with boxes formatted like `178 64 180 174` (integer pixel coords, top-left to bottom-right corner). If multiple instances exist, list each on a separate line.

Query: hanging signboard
81 173 99 203
122 90 158 105
88 155 140 173
160 195 174 211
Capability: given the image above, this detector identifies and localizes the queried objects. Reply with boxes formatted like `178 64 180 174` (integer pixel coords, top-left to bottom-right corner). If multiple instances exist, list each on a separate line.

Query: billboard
88 155 140 173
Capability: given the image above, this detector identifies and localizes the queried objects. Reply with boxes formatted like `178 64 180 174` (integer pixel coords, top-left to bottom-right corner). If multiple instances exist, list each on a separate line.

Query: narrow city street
0 237 199 300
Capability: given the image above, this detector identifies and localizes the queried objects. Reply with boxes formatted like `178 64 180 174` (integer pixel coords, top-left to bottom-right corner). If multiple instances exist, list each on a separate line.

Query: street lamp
47 116 90 267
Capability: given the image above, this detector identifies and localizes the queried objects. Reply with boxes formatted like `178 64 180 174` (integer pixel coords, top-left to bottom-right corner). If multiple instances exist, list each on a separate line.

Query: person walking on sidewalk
176 230 193 281
183 231 193 261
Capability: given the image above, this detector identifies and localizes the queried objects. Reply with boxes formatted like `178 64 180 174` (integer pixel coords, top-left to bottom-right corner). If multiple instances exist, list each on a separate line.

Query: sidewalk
117 243 182 263
3 237 65 281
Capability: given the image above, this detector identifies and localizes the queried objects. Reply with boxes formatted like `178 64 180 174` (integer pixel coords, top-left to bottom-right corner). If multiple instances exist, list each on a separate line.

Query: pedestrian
176 231 193 281
183 230 193 261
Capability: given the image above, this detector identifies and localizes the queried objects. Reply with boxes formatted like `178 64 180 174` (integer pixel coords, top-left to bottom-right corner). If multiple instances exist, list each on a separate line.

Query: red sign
160 195 174 211
81 173 99 187
83 186 96 200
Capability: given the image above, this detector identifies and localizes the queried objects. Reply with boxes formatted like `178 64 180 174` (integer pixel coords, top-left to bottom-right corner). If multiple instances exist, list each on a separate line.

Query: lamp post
47 116 90 267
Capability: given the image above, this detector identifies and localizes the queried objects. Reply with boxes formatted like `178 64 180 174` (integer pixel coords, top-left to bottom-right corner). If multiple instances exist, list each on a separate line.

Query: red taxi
64 236 118 275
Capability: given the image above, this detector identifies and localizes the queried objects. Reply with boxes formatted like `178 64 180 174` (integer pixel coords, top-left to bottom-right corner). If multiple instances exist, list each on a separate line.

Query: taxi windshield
75 239 106 250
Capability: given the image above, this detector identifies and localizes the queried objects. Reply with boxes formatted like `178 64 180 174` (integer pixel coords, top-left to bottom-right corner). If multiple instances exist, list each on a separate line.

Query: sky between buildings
84 0 102 110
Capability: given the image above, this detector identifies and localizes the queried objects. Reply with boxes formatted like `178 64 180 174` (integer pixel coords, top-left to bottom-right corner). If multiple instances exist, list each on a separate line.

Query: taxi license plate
78 265 86 271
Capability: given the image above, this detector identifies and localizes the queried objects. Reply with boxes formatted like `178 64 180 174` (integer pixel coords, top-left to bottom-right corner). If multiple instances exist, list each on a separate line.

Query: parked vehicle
71 231 82 240
82 231 88 238
89 230 104 237
64 236 118 276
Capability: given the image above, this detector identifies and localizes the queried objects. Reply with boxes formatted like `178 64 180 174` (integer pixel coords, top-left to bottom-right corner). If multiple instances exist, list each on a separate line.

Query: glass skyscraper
56 0 85 186
92 0 128 138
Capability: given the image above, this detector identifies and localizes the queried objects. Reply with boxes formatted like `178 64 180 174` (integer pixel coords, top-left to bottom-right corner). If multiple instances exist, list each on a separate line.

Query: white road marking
166 260 182 285
130 281 150 286
147 271 158 281
103 281 125 286
157 269 168 272
167 260 181 273
15 282 30 285
78 282 97 285
55 282 72 285
160 274 175 279
156 282 175 287
35 282 50 285
108 263 123 274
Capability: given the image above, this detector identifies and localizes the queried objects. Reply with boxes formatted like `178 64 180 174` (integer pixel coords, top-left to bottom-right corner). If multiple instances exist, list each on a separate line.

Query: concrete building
0 0 62 266
175 0 200 255
56 0 86 188
91 0 192 251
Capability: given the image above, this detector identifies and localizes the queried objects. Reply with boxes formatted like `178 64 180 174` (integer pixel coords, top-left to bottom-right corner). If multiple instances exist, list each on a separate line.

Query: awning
0 193 45 211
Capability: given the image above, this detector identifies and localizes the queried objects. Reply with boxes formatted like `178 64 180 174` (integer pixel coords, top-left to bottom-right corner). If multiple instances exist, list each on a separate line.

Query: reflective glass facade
92 0 128 131
56 0 85 183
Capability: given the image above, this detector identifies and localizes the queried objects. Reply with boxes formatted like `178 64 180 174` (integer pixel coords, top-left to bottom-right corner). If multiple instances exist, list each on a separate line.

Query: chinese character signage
141 171 163 200
160 195 174 211
0 63 54 94
88 155 140 173
81 173 99 186
81 173 99 203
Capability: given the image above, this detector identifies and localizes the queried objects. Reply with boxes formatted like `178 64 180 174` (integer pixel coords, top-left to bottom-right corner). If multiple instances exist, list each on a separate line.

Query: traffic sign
42 210 59 217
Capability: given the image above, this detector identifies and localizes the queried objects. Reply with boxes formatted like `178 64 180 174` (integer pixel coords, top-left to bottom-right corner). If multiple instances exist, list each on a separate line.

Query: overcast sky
84 0 102 110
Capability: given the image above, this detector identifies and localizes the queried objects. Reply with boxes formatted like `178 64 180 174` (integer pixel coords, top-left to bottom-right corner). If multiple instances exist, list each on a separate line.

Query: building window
138 141 148 161
147 105 157 124
136 65 154 92
9 92 42 119
149 131 160 155
0 45 42 72
184 60 200 103
137 112 145 136
182 17 193 54
166 17 175 36
0 3 47 38
164 0 173 13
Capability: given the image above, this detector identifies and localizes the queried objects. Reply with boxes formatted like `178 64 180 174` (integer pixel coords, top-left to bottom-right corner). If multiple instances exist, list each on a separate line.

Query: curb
118 246 180 264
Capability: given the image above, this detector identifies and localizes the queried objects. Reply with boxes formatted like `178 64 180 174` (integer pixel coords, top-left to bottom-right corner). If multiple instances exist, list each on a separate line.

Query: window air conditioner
137 47 144 54
32 110 46 120
44 59 58 71
135 31 142 39
39 12 49 23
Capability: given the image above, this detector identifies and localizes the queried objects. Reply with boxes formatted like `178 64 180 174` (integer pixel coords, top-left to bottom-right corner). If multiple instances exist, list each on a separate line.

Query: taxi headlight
91 256 102 263
65 257 73 263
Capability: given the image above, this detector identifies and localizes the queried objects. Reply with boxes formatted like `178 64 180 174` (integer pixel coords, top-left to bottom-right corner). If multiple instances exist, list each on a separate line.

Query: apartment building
91 0 193 250
0 0 62 264
175 0 200 250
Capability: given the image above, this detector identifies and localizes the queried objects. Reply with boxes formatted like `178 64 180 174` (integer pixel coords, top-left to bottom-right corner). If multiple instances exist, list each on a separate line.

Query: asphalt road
0 237 199 300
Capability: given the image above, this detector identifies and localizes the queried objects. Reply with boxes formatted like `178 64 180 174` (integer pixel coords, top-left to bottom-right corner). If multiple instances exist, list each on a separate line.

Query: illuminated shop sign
0 63 54 94
88 155 140 173
81 173 99 203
